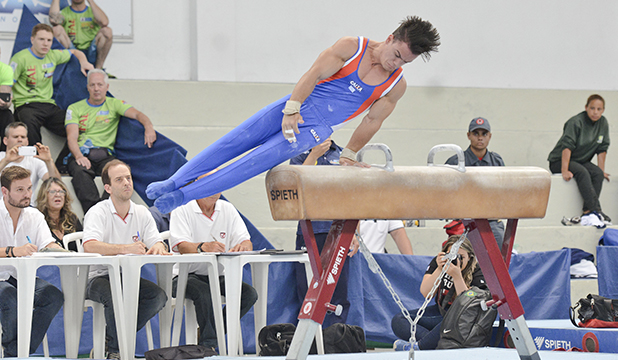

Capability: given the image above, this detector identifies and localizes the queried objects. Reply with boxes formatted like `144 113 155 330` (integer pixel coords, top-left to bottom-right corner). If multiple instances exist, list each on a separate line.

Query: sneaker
581 212 606 229
561 216 580 226
107 352 121 359
102 68 117 79
393 339 412 351
599 211 612 224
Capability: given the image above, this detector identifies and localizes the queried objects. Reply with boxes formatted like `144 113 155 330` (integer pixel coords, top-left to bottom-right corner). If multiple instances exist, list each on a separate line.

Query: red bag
444 220 465 236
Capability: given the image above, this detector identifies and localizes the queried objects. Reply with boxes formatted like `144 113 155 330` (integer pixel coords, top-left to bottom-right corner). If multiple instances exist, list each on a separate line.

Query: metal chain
356 229 468 360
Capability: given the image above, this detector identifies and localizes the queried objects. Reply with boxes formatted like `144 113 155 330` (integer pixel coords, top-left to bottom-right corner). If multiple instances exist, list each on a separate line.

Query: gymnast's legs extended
147 97 333 213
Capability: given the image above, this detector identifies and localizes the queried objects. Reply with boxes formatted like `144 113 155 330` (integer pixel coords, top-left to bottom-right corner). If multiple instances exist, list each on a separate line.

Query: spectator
548 94 611 225
170 192 258 351
0 122 61 204
357 219 413 254
0 166 64 357
82 159 168 359
36 177 82 251
10 23 93 148
65 69 156 213
291 137 357 327
50 0 113 70
0 46 14 151
391 235 486 350
445 117 505 248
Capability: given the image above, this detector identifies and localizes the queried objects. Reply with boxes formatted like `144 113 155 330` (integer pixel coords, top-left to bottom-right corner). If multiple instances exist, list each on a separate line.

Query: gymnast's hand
339 157 371 168
281 113 304 143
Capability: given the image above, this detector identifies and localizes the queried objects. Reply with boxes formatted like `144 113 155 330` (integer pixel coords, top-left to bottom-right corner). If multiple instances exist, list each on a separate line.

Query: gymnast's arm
282 37 359 137
340 78 407 166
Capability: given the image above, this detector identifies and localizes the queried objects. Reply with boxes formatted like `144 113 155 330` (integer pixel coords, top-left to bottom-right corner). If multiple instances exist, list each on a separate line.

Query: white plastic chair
63 232 155 358
163 230 232 355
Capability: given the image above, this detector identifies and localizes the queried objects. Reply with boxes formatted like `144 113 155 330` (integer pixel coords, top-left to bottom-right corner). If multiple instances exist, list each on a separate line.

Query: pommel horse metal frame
266 148 550 360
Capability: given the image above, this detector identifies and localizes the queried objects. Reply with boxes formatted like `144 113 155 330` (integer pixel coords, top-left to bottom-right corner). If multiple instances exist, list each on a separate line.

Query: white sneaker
580 213 606 229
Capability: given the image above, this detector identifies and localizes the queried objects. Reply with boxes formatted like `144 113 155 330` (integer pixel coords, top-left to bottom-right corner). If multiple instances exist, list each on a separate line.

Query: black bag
258 323 300 356
323 323 366 353
437 286 497 349
144 345 216 359
258 323 365 355
570 294 618 328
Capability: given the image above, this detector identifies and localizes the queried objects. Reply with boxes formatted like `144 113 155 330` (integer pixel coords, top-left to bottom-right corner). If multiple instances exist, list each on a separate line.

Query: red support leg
287 219 358 360
463 219 540 360
300 220 322 280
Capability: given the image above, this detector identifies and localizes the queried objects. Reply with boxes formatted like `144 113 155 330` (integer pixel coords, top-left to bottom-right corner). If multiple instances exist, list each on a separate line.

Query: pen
26 236 32 244
137 231 141 241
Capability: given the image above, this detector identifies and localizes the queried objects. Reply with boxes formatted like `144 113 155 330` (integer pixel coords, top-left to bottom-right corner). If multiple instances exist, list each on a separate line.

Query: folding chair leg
90 302 106 359
145 320 154 350
42 334 49 357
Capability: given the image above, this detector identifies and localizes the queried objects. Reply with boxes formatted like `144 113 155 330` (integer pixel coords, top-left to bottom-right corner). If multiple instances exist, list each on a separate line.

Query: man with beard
0 166 64 357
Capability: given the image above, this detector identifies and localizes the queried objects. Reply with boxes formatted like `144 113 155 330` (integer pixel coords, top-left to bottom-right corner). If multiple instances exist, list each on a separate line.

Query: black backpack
437 286 497 349
258 323 365 356
323 323 366 354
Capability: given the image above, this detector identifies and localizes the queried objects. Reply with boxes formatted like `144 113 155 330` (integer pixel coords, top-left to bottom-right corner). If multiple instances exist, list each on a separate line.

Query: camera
18 146 37 156
452 253 463 266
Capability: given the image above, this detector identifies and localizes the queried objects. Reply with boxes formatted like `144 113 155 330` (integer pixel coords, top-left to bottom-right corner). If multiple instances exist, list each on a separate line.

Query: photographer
391 235 486 350
0 122 60 205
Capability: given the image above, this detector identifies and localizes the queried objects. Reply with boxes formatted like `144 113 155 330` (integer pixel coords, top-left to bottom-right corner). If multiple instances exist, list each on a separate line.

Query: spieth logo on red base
303 302 313 314
330 246 346 278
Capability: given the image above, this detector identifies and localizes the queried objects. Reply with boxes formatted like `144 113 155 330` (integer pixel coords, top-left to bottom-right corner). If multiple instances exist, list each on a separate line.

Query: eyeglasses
48 190 66 196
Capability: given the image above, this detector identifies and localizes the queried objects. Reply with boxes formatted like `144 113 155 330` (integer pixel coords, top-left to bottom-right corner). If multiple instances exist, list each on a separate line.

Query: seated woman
36 177 82 251
391 235 486 350
548 94 610 224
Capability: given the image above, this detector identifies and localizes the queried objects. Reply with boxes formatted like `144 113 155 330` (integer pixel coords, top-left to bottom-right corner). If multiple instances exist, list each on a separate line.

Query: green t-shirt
60 6 101 50
547 111 610 164
10 48 71 108
61 6 101 50
0 62 13 86
65 97 133 151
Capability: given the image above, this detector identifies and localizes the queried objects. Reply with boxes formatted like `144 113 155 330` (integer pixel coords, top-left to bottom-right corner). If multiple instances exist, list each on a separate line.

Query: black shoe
599 211 612 223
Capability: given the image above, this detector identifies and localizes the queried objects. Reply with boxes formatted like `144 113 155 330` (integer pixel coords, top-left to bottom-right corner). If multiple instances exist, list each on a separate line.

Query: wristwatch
197 242 204 253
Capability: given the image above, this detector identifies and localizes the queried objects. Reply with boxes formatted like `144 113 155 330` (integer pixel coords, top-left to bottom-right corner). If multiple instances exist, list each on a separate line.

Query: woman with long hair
548 94 611 224
36 177 82 251
391 235 486 350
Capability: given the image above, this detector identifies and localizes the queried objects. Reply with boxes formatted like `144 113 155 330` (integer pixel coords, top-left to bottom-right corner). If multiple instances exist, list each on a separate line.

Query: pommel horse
266 145 551 360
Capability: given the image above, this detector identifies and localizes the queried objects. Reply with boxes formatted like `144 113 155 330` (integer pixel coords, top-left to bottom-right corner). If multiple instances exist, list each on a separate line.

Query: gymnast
147 16 440 213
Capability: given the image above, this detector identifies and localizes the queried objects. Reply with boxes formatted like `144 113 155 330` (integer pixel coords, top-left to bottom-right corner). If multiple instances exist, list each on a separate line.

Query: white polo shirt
0 200 55 280
359 219 404 253
83 198 162 278
170 199 250 275
0 153 48 205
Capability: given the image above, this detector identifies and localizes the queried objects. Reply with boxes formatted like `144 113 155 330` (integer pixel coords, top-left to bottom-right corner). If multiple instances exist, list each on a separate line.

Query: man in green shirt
49 0 112 70
65 69 156 212
10 23 93 149
0 47 14 151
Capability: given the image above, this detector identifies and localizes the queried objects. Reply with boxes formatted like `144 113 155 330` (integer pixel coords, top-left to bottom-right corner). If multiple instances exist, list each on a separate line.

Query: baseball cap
468 117 491 132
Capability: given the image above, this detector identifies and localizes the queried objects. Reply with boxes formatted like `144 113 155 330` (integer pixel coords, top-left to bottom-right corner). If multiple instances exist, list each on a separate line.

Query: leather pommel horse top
265 165 551 221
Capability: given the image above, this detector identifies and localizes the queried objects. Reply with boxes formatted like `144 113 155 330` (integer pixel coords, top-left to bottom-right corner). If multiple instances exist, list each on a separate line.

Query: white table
217 252 311 356
0 255 126 359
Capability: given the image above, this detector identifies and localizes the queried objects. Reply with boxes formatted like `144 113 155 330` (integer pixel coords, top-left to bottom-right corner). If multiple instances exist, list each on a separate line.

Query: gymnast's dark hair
392 16 440 61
